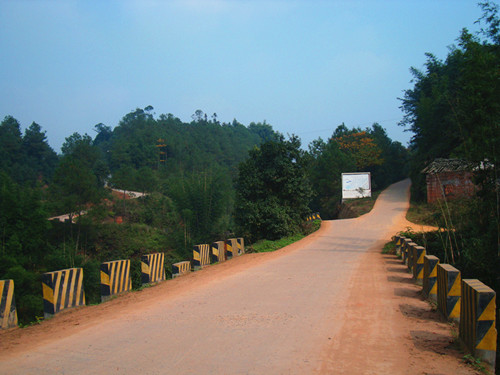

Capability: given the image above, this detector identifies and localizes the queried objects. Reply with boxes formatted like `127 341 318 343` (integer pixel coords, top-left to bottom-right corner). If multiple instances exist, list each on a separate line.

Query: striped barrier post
100 260 132 302
437 264 461 321
459 279 497 369
141 253 165 285
193 244 210 269
402 239 412 265
0 280 18 329
423 255 439 300
306 212 321 221
412 245 425 282
393 236 403 256
42 268 85 318
407 242 418 271
211 241 226 263
172 261 191 278
226 238 238 259
237 237 245 256
400 238 407 263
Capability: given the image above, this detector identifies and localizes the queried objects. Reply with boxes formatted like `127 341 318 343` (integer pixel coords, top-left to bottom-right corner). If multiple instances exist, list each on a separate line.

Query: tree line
399 1 500 303
0 105 407 323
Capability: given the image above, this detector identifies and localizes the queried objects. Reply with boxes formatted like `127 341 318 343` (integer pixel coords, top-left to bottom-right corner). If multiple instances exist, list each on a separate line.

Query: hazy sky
0 0 485 152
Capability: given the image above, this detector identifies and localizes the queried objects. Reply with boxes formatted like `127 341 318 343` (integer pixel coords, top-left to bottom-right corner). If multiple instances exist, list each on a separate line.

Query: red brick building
422 159 476 204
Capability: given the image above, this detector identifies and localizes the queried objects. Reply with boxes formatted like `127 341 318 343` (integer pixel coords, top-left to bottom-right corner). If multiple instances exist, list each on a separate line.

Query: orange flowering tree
334 131 383 170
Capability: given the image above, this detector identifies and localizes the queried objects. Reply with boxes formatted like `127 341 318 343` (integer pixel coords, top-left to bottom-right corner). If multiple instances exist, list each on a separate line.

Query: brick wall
426 171 475 204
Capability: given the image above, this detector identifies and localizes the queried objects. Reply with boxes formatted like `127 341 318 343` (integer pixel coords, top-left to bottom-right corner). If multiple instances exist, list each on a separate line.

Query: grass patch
382 241 396 254
252 233 306 253
406 200 440 226
338 191 381 219
251 220 321 253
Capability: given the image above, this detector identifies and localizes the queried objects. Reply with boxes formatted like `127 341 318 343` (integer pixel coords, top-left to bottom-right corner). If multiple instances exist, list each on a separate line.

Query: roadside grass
338 191 381 219
381 241 396 255
251 220 321 253
406 200 440 226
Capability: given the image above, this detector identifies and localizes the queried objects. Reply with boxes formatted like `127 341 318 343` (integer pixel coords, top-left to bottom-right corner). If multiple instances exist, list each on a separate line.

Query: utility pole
156 138 166 169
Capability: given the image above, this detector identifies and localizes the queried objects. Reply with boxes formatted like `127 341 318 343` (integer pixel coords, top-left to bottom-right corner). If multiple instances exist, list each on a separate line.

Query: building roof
421 158 475 174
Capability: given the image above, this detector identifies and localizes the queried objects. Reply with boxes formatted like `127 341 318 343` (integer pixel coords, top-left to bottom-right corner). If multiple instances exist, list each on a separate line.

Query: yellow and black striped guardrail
393 235 404 256
459 279 497 369
402 238 412 265
193 244 210 269
100 260 132 302
211 241 226 263
437 264 461 321
226 238 238 259
0 279 18 329
236 237 245 255
172 261 191 277
141 253 165 285
42 268 85 318
423 255 439 300
412 245 425 281
306 212 321 221
407 242 417 272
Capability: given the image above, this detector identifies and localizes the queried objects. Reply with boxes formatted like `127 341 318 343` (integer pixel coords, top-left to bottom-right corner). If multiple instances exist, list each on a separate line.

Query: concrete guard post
236 237 245 256
193 244 210 270
459 279 497 369
399 237 408 263
412 245 426 282
225 238 238 259
42 268 85 318
423 255 439 300
437 264 461 321
407 242 418 272
306 212 321 221
141 253 165 285
172 261 191 278
211 241 226 263
402 238 412 266
100 260 132 302
393 236 403 256
0 279 18 329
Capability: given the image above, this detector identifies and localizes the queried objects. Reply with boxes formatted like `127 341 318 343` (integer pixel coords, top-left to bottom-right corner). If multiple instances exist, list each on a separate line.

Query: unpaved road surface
0 179 478 374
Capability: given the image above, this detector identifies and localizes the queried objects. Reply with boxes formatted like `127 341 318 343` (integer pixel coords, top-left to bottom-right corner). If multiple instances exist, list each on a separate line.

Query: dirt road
0 179 478 374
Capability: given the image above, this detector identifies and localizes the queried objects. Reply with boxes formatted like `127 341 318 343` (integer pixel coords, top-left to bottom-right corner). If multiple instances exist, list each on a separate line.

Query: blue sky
0 0 485 152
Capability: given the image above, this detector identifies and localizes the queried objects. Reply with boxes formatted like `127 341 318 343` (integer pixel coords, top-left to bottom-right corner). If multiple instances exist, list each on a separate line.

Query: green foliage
306 123 408 219
399 2 500 308
250 220 321 253
235 135 312 242
381 242 396 255
0 116 58 186
166 168 233 244
306 137 356 218
400 3 500 201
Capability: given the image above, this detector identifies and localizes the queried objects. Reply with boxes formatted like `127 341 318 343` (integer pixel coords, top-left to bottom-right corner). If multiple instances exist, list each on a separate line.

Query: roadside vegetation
0 106 406 324
337 191 382 219
250 220 322 253
398 3 500 371
399 0 500 297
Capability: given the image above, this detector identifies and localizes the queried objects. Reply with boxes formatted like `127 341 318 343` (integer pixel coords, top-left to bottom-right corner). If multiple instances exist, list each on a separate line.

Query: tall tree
235 135 312 241
306 137 356 218
0 116 23 181
22 122 58 184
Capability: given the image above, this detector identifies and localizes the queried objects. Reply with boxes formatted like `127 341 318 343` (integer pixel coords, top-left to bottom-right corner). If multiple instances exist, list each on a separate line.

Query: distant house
421 158 476 204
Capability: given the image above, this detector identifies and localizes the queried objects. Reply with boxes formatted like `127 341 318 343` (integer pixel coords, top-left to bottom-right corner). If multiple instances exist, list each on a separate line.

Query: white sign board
342 172 371 199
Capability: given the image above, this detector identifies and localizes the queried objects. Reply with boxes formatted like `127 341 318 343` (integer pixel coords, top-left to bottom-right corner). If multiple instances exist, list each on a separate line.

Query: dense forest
0 104 407 323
